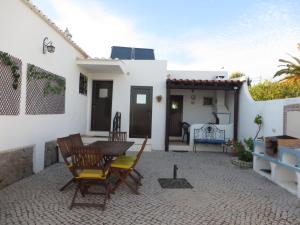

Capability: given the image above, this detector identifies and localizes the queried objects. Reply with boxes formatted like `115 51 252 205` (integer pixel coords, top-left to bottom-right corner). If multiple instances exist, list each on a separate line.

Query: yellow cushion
117 155 136 162
111 159 134 169
76 169 108 179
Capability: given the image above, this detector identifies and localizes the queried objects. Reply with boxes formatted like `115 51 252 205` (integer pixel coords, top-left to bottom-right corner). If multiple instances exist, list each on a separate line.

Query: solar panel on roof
111 46 132 59
111 46 155 60
134 48 155 59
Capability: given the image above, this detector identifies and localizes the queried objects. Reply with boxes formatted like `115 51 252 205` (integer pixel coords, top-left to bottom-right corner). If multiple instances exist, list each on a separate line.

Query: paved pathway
0 152 299 225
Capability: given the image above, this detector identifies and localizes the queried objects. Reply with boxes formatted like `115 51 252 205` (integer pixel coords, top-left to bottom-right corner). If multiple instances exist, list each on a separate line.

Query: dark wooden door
91 81 113 131
129 86 153 138
169 95 183 136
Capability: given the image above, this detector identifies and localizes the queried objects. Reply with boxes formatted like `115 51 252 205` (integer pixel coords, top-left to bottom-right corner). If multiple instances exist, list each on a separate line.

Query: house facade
1 0 300 192
0 0 231 173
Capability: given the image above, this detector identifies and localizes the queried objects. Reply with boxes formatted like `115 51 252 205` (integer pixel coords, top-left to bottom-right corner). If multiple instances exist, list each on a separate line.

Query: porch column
165 86 170 152
233 88 240 142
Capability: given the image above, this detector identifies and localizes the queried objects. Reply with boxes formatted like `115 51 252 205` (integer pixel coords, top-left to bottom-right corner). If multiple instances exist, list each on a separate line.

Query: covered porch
165 78 244 152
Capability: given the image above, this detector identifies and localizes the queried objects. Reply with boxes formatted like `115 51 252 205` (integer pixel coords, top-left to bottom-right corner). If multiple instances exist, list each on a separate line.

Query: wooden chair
108 131 127 142
109 131 143 179
69 133 84 146
70 146 111 210
111 137 147 194
57 137 77 191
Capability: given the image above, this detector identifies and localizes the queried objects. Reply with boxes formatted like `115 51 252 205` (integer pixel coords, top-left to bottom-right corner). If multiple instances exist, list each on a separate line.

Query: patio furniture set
57 132 147 210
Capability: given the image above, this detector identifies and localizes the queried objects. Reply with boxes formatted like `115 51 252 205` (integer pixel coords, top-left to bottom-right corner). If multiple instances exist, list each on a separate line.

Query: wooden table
90 141 134 157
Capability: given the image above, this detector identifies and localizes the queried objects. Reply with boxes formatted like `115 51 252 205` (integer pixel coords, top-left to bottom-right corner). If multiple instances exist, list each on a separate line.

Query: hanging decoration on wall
27 64 65 96
26 64 65 115
156 95 162 102
0 51 22 115
0 51 21 89
79 73 88 95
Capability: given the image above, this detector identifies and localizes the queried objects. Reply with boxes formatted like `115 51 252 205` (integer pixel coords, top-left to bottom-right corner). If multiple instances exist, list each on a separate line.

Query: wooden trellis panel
26 64 65 115
0 51 22 115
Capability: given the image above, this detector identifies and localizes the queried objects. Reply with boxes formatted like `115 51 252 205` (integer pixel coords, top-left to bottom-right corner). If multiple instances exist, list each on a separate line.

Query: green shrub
230 71 245 79
236 141 253 162
238 150 253 162
249 80 300 101
244 137 254 152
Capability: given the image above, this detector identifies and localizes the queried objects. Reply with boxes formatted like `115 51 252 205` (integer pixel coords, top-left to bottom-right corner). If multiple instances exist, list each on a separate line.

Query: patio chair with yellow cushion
57 137 77 191
70 146 111 210
69 133 84 146
111 137 147 194
108 131 127 142
109 131 144 180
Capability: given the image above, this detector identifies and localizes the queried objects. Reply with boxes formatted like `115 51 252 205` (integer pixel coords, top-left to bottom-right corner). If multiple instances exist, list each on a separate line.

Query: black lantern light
43 37 55 54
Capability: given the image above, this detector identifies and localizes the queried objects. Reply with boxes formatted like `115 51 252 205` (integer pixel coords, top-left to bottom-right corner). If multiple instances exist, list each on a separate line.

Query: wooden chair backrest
132 137 148 168
57 137 73 166
108 131 127 142
71 146 106 172
69 133 84 146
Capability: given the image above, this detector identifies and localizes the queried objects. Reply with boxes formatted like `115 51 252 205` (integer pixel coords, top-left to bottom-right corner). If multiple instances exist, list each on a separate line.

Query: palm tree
273 44 300 81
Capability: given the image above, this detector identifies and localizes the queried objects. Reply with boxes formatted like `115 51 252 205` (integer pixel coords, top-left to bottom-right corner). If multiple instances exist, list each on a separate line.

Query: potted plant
254 114 262 140
231 140 253 168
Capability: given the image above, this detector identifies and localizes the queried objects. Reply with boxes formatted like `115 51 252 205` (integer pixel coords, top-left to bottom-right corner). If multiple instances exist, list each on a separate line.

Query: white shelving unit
253 140 300 198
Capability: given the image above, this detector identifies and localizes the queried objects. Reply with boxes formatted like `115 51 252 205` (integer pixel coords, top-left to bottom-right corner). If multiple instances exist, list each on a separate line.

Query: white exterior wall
170 89 216 124
168 70 228 80
225 91 235 124
86 67 228 150
0 0 88 172
86 60 167 150
238 83 300 140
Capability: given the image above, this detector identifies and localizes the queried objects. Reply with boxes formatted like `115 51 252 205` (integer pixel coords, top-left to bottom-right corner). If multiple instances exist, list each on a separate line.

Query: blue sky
32 0 300 79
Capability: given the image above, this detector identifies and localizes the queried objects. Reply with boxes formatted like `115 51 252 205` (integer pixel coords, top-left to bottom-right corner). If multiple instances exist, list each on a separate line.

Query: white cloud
50 0 145 58
165 1 300 79
49 0 300 79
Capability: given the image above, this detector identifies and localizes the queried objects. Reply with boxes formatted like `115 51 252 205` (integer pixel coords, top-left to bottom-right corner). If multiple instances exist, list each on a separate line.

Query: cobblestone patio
0 152 300 225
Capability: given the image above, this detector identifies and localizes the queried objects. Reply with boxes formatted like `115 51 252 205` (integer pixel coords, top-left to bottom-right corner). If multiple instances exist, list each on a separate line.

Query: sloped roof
20 0 89 58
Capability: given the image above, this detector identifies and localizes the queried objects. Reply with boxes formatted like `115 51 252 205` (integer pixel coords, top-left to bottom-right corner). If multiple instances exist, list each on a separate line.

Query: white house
1 0 300 197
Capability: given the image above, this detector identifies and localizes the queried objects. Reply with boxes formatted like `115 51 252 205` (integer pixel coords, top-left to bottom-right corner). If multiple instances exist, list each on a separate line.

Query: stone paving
0 152 300 225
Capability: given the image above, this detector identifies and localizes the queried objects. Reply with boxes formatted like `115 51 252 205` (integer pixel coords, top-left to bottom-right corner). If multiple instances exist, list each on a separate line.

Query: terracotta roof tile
167 78 244 85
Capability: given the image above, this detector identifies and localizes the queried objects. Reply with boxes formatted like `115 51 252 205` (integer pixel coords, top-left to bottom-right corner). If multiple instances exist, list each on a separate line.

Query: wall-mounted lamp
156 95 162 102
43 37 55 54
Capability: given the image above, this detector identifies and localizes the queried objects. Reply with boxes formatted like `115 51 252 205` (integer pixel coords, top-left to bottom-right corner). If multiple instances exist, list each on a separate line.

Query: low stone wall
0 146 33 189
231 157 253 169
44 140 58 168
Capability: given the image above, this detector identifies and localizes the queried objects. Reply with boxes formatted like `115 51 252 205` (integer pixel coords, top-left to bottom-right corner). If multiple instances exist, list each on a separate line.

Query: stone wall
44 140 58 168
0 146 33 189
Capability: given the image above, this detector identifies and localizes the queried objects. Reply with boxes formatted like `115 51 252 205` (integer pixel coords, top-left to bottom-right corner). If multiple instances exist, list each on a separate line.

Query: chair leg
133 169 143 179
112 171 139 194
107 182 111 200
111 172 122 194
121 175 139 195
129 173 142 186
69 182 80 210
59 178 74 191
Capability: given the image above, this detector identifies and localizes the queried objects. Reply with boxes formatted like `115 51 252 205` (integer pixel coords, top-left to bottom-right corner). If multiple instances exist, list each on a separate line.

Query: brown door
91 81 113 131
129 86 153 138
169 95 183 136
